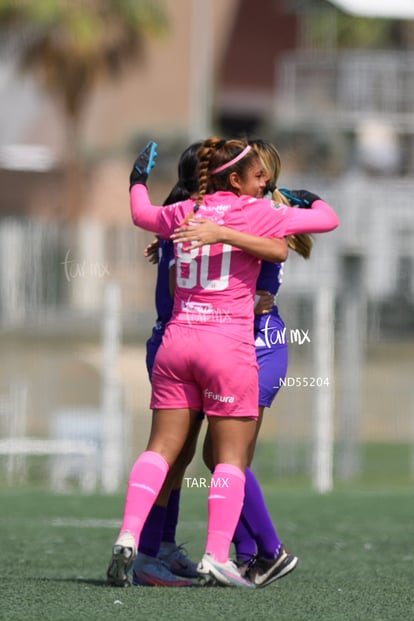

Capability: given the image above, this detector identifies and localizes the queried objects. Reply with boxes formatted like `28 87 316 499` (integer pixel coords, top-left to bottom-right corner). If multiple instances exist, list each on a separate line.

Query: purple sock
138 504 167 557
162 488 180 544
232 517 257 562
240 467 281 559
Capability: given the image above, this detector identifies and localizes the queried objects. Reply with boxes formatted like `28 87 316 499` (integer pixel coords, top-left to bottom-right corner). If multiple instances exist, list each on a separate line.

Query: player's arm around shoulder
219 226 288 262
283 198 339 235
170 217 288 262
278 188 339 234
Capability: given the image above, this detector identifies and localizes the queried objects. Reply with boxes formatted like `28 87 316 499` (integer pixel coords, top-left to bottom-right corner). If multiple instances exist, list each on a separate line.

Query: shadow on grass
15 576 109 588
37 576 211 589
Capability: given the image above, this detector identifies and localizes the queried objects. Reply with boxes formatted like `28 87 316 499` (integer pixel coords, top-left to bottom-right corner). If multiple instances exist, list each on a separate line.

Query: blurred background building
0 0 413 492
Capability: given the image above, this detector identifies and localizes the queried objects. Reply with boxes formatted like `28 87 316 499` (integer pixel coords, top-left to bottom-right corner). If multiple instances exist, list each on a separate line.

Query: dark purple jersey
154 239 174 328
146 239 174 379
255 260 282 296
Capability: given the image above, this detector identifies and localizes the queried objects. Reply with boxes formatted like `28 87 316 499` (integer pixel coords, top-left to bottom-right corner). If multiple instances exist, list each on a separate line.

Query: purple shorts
255 312 288 408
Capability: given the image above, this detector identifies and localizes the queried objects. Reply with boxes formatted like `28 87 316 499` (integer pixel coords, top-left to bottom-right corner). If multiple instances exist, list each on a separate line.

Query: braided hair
192 136 259 212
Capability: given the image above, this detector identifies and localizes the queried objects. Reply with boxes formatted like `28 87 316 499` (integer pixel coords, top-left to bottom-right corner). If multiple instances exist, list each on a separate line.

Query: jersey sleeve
130 184 175 238
246 198 339 237
281 199 339 235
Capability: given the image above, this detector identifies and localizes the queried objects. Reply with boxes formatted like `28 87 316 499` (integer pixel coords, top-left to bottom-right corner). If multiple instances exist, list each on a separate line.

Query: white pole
189 0 213 141
101 281 123 493
0 220 25 326
312 286 335 493
6 381 28 483
337 253 365 479
71 219 105 312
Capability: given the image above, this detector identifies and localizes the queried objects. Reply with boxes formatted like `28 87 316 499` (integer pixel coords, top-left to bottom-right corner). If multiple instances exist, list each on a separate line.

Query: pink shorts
150 324 258 419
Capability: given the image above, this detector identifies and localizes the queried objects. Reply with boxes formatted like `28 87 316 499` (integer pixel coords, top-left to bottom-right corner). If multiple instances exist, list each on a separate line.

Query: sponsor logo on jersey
270 200 286 210
199 203 232 223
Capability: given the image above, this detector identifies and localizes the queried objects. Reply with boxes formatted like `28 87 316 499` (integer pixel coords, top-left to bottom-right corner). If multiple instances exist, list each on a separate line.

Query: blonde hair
251 139 313 260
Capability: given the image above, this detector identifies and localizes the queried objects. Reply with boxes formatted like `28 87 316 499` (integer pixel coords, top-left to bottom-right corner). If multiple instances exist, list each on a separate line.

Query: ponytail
272 188 313 259
251 139 313 260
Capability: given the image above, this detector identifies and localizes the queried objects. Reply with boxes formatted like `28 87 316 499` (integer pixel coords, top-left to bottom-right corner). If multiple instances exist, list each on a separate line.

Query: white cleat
107 531 136 587
197 553 255 588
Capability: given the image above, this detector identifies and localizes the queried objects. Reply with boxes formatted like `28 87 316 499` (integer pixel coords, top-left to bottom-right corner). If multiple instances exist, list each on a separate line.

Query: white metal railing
0 184 413 328
275 50 414 131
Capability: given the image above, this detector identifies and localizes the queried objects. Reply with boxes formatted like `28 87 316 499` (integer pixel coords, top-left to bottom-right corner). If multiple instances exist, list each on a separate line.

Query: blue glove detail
130 141 158 188
278 188 321 209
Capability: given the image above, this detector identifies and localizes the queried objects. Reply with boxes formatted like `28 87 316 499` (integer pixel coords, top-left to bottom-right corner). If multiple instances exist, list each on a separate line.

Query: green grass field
1 486 413 621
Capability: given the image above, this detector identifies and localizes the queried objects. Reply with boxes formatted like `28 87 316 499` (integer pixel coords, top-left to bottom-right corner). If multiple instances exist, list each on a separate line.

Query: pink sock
119 451 169 547
206 463 245 563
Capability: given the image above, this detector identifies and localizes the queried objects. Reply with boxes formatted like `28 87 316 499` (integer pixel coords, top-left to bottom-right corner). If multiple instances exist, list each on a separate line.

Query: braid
182 136 256 223
196 138 221 209
183 137 223 223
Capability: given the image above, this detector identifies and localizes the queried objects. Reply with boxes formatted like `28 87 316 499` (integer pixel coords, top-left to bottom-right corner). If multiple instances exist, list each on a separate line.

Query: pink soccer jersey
130 185 338 344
